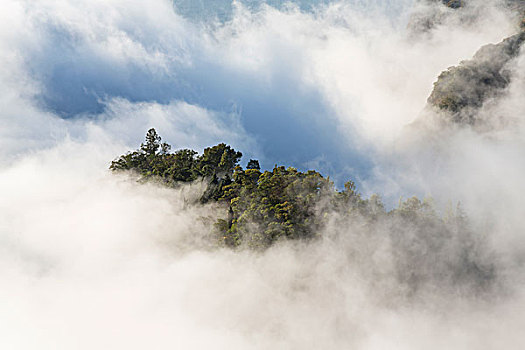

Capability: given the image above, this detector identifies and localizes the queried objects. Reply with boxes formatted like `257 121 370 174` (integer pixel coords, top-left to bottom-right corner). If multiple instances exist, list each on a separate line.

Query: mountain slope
427 31 525 126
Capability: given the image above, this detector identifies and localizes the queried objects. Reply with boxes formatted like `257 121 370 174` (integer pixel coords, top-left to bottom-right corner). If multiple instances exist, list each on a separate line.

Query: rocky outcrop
415 0 525 127
442 0 462 9
427 32 525 126
409 0 525 34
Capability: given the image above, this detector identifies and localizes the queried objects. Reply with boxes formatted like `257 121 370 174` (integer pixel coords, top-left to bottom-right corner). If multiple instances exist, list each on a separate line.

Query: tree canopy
109 126 494 289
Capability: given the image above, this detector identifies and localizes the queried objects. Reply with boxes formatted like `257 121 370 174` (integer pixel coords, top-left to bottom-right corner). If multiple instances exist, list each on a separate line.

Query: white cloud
2 0 525 348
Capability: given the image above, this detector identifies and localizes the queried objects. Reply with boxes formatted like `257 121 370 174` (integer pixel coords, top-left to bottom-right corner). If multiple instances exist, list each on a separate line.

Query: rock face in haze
417 0 525 128
427 32 525 126
409 0 524 34
441 0 462 9
434 0 523 10
407 1 460 33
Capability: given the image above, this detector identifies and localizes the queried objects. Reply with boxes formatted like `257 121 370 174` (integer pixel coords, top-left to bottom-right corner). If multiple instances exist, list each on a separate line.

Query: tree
110 128 171 176
196 143 242 178
247 159 260 170
166 149 198 182
141 128 162 156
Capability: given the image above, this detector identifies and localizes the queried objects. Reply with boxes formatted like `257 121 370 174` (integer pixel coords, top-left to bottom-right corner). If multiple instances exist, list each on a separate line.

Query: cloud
0 142 522 349
2 0 518 176
2 0 525 348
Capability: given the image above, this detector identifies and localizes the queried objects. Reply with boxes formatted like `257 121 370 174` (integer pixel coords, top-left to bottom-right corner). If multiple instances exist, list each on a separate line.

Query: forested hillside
110 129 495 294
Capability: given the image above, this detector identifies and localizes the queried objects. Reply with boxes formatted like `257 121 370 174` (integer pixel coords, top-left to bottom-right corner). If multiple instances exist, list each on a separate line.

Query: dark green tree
247 159 260 170
141 128 162 156
196 143 242 178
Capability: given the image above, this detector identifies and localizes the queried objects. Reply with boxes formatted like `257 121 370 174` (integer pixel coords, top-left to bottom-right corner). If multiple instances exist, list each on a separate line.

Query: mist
2 0 525 348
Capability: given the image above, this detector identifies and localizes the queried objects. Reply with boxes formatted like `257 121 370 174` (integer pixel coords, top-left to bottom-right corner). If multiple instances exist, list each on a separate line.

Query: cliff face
427 32 525 126
416 1 525 128
409 0 525 33
441 0 462 9
436 0 523 10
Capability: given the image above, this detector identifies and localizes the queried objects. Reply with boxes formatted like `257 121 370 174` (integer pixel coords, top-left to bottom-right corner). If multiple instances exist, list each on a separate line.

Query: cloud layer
2 0 525 348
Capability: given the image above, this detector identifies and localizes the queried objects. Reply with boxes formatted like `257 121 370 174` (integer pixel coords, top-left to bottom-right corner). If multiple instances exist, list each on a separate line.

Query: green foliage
217 166 335 248
246 159 260 170
110 128 172 178
110 128 242 186
166 149 199 182
198 143 242 178
110 129 483 256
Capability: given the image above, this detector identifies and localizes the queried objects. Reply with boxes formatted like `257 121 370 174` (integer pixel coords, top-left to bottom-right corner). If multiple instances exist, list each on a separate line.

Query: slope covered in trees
110 129 495 294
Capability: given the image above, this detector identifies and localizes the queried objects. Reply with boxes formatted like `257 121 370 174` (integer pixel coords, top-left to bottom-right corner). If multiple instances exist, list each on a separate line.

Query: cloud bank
2 0 525 348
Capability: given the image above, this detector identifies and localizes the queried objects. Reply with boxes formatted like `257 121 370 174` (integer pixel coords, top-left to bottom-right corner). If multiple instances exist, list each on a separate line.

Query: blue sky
0 0 516 198
26 0 420 189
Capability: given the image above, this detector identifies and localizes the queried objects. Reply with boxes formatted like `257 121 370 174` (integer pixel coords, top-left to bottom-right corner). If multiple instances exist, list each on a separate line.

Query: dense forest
110 129 494 292
109 129 386 247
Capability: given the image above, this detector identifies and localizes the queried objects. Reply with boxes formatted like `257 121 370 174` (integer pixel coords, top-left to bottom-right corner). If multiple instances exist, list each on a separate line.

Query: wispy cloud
2 1 525 348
